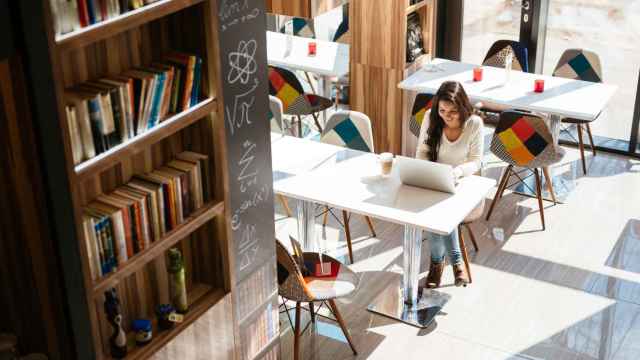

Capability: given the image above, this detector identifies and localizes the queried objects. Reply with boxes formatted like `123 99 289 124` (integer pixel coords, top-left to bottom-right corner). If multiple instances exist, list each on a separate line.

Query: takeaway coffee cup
379 152 394 176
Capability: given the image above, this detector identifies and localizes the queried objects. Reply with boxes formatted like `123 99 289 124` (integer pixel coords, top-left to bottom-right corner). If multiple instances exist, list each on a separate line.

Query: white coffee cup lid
379 152 393 161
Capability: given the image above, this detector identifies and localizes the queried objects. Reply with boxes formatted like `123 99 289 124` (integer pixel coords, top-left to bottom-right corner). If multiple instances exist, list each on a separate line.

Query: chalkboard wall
216 0 276 282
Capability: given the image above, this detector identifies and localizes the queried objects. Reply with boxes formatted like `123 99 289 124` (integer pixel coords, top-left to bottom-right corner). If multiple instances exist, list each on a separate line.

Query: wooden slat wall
266 0 346 18
0 56 72 359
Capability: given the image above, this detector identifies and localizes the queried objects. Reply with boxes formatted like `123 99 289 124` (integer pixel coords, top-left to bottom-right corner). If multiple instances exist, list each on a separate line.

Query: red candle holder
308 42 317 56
534 79 545 93
473 67 483 82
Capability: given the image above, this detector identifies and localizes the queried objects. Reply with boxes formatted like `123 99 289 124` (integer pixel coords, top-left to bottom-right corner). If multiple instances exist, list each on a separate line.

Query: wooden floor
275 146 640 360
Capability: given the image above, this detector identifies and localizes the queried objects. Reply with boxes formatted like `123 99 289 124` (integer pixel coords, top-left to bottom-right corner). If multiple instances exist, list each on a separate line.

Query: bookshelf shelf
55 0 206 52
124 286 225 359
91 200 224 296
406 0 428 14
74 97 216 180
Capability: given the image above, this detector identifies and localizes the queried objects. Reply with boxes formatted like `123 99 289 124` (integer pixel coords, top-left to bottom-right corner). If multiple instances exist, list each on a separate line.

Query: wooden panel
350 63 403 154
266 0 310 18
350 0 405 69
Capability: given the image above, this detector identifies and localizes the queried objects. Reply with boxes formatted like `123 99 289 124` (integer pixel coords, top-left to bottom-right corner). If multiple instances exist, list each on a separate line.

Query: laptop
396 156 457 193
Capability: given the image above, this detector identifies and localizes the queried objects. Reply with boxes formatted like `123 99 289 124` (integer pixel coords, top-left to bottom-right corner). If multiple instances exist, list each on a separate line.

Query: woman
416 81 484 288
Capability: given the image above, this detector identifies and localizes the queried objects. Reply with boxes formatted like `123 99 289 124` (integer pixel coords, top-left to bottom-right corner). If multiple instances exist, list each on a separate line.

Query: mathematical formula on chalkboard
217 0 276 281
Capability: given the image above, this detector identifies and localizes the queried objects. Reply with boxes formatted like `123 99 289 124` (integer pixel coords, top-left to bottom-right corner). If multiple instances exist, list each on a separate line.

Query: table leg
322 75 331 126
296 199 318 251
367 225 447 328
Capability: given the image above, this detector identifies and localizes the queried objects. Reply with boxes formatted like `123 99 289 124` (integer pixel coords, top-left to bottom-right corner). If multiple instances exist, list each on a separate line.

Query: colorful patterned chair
552 49 602 175
268 66 333 136
482 40 529 72
486 110 565 230
279 17 316 38
409 93 435 139
319 111 377 263
277 238 358 360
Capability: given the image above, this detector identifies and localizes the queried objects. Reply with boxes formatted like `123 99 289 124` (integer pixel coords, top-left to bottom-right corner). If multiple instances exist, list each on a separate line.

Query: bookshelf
39 0 237 358
349 0 437 154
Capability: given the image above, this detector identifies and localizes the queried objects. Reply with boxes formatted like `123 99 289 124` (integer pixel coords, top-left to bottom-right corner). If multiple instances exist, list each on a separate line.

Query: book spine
170 68 182 114
181 55 196 111
111 212 128 264
132 201 144 253
120 207 134 258
148 72 166 129
86 0 96 24
94 218 107 275
180 172 190 217
109 88 125 144
128 204 139 254
190 56 202 107
86 97 106 154
103 217 117 271
77 0 89 27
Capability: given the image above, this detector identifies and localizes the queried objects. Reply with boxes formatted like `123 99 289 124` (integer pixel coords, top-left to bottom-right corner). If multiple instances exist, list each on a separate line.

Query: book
127 178 164 240
167 159 202 210
97 194 136 258
65 105 84 165
165 52 196 111
175 151 210 202
82 215 102 281
190 56 202 107
86 201 128 265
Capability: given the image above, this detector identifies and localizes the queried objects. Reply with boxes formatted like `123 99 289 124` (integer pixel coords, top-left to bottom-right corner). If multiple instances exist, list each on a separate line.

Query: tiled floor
274 146 640 359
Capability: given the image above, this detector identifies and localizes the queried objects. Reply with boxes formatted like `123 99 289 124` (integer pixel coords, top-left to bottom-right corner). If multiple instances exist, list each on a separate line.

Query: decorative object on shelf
168 248 188 313
406 11 425 63
132 319 153 346
156 304 176 331
0 333 18 359
103 288 127 358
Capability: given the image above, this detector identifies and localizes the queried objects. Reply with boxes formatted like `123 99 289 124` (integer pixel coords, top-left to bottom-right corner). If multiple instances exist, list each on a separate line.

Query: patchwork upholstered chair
409 93 435 139
486 110 565 230
277 238 358 360
482 40 529 72
319 111 377 263
279 17 315 38
552 49 602 175
268 66 333 137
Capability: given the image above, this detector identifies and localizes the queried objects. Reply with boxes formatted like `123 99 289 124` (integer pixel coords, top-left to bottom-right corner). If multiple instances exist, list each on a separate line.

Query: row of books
51 0 160 36
82 151 211 280
236 262 276 322
66 53 203 165
240 303 278 360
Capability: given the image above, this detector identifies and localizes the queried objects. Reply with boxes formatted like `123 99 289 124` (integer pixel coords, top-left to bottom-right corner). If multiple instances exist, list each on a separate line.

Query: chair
319 111 377 263
485 110 564 230
277 238 358 360
279 17 315 38
552 49 602 175
268 66 333 137
482 40 529 72
409 93 434 139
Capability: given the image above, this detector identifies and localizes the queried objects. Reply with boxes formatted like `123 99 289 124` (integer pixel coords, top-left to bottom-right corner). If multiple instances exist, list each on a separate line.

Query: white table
399 58 617 122
267 31 350 125
399 58 617 202
271 133 496 327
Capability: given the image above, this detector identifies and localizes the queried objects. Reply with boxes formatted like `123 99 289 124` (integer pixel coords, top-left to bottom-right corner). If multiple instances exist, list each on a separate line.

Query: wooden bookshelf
74 97 216 180
55 0 205 52
266 0 347 18
350 0 437 154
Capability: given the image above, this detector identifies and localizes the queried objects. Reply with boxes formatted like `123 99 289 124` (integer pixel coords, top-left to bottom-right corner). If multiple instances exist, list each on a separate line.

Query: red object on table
534 79 545 93
308 42 317 56
473 67 483 82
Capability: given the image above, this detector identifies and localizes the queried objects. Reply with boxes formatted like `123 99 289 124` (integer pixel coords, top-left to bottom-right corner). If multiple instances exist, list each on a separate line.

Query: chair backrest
490 110 556 168
276 239 314 301
321 110 375 153
268 66 308 114
552 49 602 83
268 95 284 133
279 17 315 38
482 40 529 72
409 93 434 138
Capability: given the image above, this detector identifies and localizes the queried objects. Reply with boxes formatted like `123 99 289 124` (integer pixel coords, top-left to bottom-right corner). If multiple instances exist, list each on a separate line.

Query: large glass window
543 0 640 146
461 0 522 64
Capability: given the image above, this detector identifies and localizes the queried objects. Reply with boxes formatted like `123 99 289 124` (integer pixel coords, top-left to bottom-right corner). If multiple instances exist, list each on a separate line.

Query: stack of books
65 53 203 165
82 151 211 280
51 0 161 35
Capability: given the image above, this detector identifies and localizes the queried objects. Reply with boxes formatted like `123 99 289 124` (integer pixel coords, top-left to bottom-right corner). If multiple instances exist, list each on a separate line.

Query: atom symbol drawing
228 40 257 85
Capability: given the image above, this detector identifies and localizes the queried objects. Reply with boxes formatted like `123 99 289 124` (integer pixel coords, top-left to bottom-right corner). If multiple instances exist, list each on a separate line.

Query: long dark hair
426 81 474 162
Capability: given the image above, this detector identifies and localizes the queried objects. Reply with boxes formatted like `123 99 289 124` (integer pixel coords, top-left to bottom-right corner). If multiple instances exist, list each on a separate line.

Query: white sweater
415 112 484 177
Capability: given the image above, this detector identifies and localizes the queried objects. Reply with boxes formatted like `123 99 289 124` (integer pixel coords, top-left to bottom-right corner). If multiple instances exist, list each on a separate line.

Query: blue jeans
425 229 462 265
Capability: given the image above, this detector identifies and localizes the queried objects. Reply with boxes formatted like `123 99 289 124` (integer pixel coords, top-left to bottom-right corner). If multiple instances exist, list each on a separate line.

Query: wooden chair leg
294 302 302 360
342 210 354 264
364 216 376 237
542 167 558 205
296 115 303 138
486 165 512 221
463 223 479 252
278 194 292 217
304 71 317 94
576 123 587 175
586 123 596 156
322 206 330 226
309 301 316 323
534 169 546 230
327 299 357 355
458 225 472 284
311 112 323 133
497 165 513 200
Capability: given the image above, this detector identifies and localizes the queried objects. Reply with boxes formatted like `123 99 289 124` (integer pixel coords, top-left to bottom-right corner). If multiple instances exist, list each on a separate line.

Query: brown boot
425 261 445 289
453 264 469 287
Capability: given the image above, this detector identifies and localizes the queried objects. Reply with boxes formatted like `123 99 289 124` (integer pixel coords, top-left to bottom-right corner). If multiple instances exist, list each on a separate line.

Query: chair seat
532 146 565 168
302 253 359 300
285 94 333 116
561 117 593 124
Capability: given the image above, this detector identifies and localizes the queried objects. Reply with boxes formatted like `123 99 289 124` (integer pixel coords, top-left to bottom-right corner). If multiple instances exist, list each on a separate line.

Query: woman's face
437 100 461 129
